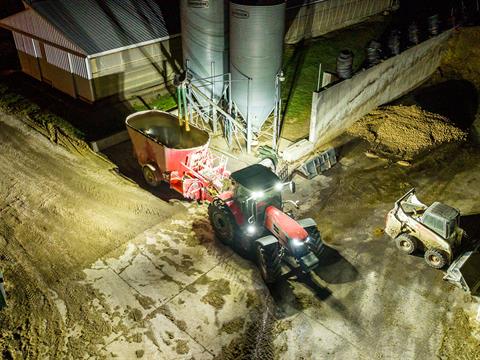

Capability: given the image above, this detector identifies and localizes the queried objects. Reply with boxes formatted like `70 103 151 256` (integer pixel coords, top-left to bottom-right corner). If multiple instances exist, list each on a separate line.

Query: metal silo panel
181 0 228 102
230 1 285 132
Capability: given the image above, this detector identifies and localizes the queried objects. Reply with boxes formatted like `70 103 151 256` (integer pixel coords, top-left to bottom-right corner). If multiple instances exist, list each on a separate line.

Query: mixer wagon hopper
126 110 229 201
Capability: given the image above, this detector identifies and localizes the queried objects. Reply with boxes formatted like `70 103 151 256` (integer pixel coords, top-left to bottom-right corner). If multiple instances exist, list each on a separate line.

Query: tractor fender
143 163 157 172
297 218 317 229
255 235 279 248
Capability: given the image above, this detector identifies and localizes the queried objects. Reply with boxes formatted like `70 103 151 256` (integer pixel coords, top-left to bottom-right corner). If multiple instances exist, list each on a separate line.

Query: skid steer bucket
444 249 480 295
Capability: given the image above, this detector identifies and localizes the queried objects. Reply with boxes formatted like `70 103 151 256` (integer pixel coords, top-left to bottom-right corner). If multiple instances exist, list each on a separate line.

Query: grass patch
281 17 391 141
0 82 84 140
132 91 177 112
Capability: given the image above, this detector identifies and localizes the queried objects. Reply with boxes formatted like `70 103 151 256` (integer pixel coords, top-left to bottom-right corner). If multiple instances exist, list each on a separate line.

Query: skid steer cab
208 164 325 284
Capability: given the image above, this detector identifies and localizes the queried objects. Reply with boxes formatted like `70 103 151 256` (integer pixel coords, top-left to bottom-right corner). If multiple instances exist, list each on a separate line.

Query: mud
0 110 179 358
348 105 467 160
439 309 480 360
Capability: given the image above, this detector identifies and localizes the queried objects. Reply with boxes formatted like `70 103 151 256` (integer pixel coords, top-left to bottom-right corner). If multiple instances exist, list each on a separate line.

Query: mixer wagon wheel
208 199 237 246
142 165 159 187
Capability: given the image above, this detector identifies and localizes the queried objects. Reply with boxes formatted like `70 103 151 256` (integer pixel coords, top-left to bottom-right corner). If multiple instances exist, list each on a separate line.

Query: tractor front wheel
305 226 325 257
395 233 418 255
256 243 282 284
424 249 448 269
208 199 237 246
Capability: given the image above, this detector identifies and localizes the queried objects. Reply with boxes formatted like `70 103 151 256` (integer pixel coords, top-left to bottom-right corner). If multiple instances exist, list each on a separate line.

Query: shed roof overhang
0 8 87 57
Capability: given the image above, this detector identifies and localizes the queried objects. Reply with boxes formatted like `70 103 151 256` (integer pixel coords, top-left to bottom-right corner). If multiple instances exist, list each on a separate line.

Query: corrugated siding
12 32 41 58
22 34 36 57
12 31 24 52
285 0 394 44
0 8 86 54
70 54 88 78
32 39 42 58
44 44 70 72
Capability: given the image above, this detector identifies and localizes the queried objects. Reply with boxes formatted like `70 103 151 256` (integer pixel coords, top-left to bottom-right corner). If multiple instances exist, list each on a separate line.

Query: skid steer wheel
395 234 418 255
424 249 448 269
208 199 237 246
142 165 159 187
256 243 282 284
305 226 325 257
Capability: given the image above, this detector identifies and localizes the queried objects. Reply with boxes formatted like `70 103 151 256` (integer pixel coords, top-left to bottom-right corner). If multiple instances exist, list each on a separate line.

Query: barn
0 0 181 102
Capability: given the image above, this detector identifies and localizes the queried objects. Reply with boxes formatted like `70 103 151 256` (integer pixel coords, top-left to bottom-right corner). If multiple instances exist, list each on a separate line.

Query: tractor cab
231 164 284 231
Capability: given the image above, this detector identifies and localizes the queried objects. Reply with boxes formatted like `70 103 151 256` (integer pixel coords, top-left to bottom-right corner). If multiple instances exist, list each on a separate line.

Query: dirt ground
1 105 480 358
0 112 186 358
348 105 467 160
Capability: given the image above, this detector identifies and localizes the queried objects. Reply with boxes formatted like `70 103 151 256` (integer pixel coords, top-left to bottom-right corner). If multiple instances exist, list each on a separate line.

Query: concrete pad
162 265 269 355
103 312 212 360
118 252 183 307
274 312 367 359
83 267 150 316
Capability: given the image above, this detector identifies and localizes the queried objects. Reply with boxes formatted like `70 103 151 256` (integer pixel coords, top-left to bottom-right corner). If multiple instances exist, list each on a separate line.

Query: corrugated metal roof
0 8 86 55
29 0 179 55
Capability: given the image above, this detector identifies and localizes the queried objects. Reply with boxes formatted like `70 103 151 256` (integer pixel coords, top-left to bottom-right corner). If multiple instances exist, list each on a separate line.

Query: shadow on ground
103 140 185 202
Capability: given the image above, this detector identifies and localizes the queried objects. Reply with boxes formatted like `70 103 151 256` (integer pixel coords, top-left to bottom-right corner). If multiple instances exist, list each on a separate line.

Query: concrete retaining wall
309 30 452 146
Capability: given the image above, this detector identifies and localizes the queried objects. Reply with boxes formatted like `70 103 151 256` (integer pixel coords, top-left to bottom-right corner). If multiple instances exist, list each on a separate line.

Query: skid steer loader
385 188 480 294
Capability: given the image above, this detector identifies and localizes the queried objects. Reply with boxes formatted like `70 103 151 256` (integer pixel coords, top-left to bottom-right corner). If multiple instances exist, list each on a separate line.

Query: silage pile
348 105 467 160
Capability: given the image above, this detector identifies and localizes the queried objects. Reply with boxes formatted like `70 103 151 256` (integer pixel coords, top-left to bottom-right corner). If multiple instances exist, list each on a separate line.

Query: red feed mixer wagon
126 110 230 201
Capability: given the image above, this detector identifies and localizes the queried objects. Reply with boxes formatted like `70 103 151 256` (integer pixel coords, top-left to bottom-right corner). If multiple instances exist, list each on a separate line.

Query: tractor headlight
292 238 303 247
251 191 264 200
247 225 256 234
274 182 284 191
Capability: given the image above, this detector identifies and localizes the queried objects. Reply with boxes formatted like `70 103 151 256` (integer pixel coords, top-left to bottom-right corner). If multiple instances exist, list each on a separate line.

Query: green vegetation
281 17 390 141
0 83 85 140
132 91 177 112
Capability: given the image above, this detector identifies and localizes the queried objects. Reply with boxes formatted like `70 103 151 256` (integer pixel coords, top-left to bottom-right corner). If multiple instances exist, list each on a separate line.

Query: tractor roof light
250 191 264 200
247 225 256 235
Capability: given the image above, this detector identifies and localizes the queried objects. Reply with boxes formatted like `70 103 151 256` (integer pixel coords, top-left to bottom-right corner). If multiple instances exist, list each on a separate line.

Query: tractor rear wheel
395 234 418 255
305 226 325 257
208 199 237 246
142 165 159 187
424 249 448 269
256 243 282 284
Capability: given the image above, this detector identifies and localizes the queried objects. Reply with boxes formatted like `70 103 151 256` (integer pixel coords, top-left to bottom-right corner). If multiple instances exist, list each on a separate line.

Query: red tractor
208 164 324 283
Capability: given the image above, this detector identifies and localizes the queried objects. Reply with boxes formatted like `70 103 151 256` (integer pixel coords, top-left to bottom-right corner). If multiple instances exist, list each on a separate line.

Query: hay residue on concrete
348 105 467 160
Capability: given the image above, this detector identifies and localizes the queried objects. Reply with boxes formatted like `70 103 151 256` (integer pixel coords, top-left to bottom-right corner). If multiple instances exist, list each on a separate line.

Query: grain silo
229 0 286 132
180 0 228 103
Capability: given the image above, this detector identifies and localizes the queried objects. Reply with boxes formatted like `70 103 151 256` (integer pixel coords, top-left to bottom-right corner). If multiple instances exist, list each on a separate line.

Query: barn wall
11 30 94 101
285 0 396 44
90 37 182 100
